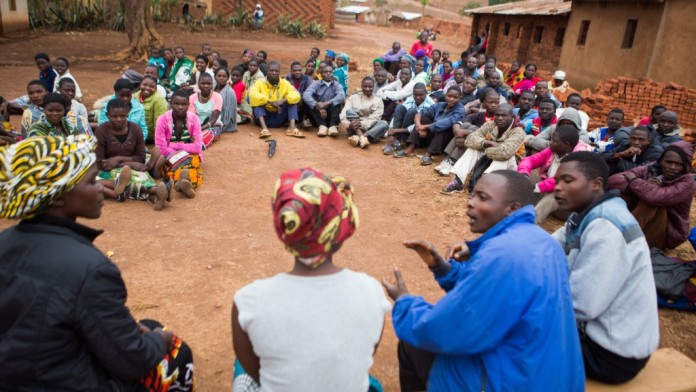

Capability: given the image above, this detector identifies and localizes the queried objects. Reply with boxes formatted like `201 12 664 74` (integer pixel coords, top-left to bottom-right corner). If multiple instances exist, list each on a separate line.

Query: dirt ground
1 22 695 391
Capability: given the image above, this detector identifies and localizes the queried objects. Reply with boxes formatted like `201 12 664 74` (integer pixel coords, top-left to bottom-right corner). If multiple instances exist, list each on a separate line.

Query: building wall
212 0 334 27
0 0 29 35
471 14 568 72
558 0 664 89
647 0 696 89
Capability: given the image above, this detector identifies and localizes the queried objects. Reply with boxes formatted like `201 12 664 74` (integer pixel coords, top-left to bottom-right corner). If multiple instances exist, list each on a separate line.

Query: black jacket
603 142 664 175
0 215 166 391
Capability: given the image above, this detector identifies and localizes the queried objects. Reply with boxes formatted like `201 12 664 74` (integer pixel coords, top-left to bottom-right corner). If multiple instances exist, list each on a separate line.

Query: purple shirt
382 48 406 63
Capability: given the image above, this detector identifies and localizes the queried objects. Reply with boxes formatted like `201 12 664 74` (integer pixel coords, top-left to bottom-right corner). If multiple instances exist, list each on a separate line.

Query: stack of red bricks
580 77 695 140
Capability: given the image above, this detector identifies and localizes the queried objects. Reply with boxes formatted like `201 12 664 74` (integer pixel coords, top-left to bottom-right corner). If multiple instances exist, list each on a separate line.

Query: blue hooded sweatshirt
392 205 584 391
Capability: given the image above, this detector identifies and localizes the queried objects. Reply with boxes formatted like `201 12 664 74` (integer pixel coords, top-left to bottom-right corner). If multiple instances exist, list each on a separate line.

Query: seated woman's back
235 269 389 391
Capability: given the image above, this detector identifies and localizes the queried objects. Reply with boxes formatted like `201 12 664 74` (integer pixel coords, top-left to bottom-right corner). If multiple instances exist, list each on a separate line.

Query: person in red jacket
608 141 696 249
409 31 434 57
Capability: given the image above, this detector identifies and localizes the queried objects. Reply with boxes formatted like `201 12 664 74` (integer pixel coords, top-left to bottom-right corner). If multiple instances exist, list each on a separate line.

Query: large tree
120 0 164 61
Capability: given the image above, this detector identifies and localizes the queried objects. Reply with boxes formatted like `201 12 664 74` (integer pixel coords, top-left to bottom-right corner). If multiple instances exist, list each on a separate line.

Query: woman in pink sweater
155 89 204 199
518 125 590 223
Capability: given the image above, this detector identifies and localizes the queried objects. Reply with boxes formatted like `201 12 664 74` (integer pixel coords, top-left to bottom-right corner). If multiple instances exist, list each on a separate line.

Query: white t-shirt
234 269 391 392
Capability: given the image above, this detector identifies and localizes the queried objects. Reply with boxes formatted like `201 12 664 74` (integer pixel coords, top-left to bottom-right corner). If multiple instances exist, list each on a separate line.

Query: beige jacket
339 93 384 130
465 120 526 161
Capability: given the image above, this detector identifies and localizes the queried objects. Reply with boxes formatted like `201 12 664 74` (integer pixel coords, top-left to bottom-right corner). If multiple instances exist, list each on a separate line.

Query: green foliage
28 0 125 32
489 0 513 5
304 22 327 39
201 13 224 26
459 1 480 15
275 14 327 40
374 0 386 6
227 8 250 28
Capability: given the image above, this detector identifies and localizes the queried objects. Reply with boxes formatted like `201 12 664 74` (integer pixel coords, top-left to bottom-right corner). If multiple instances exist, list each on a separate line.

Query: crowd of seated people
0 30 693 392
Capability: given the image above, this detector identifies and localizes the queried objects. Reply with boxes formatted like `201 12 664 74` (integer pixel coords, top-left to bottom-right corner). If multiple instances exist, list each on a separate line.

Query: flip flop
393 150 415 159
420 156 433 166
285 128 305 138
259 129 271 138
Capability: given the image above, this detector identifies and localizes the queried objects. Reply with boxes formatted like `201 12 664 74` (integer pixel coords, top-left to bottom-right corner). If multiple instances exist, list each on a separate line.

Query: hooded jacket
393 206 585 391
608 141 696 248
518 140 592 193
526 108 591 151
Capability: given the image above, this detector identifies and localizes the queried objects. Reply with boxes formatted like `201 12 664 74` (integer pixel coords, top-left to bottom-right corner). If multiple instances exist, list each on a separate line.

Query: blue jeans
252 104 299 128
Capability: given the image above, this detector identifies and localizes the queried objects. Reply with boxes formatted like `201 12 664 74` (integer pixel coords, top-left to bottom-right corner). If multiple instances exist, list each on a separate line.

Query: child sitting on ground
95 99 169 210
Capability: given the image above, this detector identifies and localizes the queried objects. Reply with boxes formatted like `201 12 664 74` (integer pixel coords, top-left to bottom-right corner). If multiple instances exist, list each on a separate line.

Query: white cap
553 70 566 80
256 4 261 8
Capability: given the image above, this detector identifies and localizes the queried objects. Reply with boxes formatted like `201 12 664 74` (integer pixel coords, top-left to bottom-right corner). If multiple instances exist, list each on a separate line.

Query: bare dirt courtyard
1 22 695 391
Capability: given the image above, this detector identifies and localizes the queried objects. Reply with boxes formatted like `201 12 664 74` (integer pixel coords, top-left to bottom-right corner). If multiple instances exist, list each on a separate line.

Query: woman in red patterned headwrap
231 167 390 392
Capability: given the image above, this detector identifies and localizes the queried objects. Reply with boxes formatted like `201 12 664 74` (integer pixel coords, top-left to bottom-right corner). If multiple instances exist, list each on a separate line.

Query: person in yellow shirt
249 61 302 139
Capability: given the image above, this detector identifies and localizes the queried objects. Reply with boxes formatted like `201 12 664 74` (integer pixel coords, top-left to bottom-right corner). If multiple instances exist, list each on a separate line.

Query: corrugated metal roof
336 5 370 14
391 11 422 21
465 0 571 16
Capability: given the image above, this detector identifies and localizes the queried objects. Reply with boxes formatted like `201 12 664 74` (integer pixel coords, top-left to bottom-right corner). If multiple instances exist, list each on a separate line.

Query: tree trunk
120 0 164 62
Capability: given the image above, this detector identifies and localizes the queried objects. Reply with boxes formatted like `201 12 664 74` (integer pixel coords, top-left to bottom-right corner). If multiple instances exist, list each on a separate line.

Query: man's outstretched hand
382 268 409 301
403 240 446 269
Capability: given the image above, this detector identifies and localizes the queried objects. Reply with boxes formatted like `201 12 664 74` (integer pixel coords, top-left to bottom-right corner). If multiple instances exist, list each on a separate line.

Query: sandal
285 128 305 138
393 150 415 159
259 129 271 138
382 145 395 155
420 156 433 166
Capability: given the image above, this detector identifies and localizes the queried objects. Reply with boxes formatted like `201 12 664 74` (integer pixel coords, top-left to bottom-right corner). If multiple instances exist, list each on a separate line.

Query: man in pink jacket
518 125 590 223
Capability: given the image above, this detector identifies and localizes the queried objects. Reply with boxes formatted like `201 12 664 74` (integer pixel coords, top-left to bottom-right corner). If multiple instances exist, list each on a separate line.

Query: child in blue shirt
148 48 167 80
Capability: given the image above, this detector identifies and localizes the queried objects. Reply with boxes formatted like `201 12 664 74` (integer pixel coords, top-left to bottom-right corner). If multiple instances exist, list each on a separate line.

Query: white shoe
359 136 370 148
302 118 312 128
348 135 360 147
437 159 453 176
318 125 328 137
328 126 339 137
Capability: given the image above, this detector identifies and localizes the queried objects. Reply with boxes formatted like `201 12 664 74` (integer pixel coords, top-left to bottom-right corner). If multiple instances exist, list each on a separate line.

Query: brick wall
471 14 568 72
580 77 696 134
212 0 334 27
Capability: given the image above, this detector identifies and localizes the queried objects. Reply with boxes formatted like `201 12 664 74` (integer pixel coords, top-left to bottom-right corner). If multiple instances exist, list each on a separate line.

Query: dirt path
0 22 694 391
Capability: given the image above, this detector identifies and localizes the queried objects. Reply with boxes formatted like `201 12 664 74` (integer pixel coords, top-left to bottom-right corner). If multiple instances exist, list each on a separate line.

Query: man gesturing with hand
382 170 584 392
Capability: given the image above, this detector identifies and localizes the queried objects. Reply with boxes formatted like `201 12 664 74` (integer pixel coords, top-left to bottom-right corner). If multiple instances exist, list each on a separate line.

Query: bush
28 0 124 32
227 8 250 28
275 14 326 39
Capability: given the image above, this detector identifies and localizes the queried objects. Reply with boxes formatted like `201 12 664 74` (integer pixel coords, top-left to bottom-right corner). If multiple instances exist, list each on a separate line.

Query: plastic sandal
259 129 271 138
285 128 305 138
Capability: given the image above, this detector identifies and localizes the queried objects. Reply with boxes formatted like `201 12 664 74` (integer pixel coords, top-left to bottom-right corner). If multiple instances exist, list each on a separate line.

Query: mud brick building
211 0 336 28
0 0 29 36
466 0 571 73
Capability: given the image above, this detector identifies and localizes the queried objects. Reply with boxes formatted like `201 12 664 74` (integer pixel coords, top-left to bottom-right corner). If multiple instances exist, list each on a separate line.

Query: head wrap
402 54 416 70
243 49 255 57
337 52 350 63
325 50 336 59
553 70 566 80
272 168 359 269
414 49 426 58
0 135 97 220
373 58 385 67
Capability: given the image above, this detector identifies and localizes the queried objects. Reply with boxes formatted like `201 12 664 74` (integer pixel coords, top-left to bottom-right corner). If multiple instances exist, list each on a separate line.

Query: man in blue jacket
383 170 584 391
302 65 346 137
394 86 466 165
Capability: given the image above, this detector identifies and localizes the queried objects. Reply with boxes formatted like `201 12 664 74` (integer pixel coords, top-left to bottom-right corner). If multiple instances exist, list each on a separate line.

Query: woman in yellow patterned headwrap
0 135 194 391
231 167 390 392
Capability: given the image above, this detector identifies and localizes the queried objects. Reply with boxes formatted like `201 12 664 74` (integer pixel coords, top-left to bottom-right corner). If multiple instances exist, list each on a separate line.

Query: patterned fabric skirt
99 168 156 201
139 319 194 392
165 152 203 189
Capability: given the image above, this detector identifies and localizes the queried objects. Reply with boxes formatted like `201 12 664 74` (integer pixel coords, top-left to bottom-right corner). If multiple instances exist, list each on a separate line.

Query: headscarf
272 167 359 269
373 58 385 68
325 50 336 59
0 134 97 220
337 52 350 63
414 49 426 58
243 49 255 58
402 54 416 70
